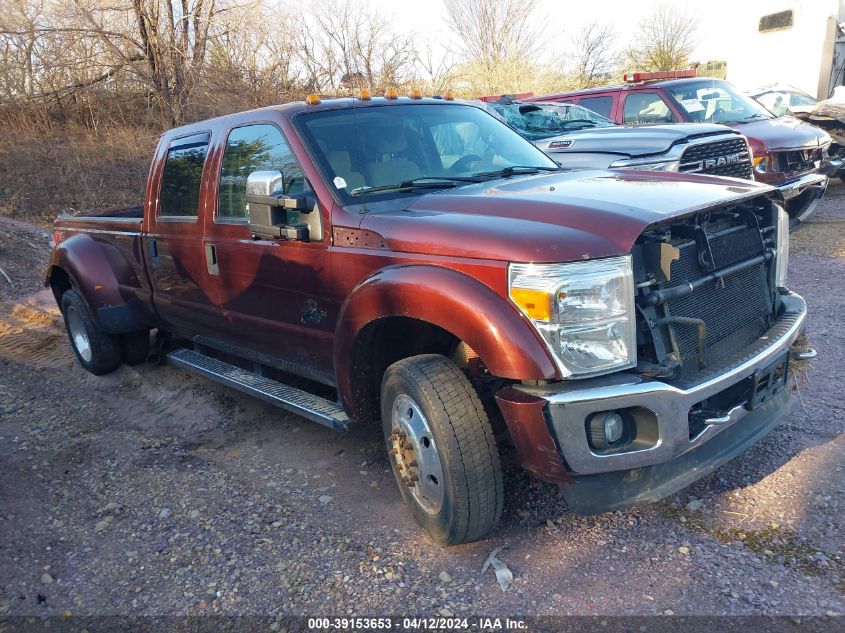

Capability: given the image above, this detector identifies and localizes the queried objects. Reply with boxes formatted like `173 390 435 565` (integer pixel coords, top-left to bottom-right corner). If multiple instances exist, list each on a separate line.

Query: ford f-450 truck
47 95 813 545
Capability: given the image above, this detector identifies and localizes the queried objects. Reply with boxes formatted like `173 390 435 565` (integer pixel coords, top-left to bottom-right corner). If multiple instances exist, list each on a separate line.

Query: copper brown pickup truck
47 95 814 545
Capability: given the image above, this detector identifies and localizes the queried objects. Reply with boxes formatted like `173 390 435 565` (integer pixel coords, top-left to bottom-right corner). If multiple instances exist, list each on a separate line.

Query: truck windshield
297 103 558 203
489 102 615 141
665 80 773 124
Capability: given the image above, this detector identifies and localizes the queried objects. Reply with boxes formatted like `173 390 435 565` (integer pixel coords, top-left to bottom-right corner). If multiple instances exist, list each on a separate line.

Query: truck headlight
609 158 680 172
775 205 789 288
753 154 771 174
509 256 636 378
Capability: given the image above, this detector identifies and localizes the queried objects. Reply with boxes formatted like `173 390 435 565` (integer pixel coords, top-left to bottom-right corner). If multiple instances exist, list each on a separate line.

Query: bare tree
568 20 618 88
72 0 222 125
293 0 415 94
416 42 458 94
203 3 302 113
0 0 233 125
444 0 541 70
626 3 698 72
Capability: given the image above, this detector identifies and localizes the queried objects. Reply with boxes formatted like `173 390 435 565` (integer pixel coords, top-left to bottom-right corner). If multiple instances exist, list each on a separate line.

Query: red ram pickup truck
47 95 814 545
533 72 830 228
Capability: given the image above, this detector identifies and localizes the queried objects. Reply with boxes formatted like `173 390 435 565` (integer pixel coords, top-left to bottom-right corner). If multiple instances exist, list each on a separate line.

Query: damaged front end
510 195 814 513
632 200 781 382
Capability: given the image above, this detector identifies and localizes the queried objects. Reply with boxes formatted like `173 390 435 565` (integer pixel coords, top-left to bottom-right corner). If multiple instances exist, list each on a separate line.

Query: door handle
149 239 159 266
205 243 219 275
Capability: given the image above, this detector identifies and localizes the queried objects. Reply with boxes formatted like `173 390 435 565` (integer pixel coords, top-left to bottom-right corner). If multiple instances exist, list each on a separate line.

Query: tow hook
790 347 817 361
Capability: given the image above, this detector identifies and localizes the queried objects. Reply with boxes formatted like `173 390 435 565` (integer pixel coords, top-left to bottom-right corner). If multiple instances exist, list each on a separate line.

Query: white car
746 84 818 116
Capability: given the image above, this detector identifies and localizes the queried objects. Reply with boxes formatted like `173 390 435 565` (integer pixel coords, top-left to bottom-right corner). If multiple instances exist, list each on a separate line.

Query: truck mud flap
560 386 793 515
97 302 148 333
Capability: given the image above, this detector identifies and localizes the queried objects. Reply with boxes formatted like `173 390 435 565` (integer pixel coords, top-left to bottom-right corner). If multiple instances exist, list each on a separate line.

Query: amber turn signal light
510 288 552 321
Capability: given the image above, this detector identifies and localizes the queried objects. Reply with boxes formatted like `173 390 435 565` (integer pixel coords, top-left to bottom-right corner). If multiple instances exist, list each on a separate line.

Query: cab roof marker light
444 90 455 101
358 89 372 101
385 88 399 100
409 88 423 99
305 93 321 105
624 69 697 83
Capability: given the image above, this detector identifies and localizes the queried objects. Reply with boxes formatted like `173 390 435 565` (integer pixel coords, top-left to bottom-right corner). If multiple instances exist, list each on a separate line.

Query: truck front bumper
514 292 808 511
775 172 828 227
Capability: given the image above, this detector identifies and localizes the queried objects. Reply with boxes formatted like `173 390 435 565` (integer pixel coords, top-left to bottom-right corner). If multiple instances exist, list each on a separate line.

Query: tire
381 354 503 545
61 289 121 375
120 330 151 365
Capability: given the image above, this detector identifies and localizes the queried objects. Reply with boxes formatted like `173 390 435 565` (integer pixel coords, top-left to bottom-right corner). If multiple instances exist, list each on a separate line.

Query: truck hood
360 169 772 263
533 123 739 158
725 116 830 152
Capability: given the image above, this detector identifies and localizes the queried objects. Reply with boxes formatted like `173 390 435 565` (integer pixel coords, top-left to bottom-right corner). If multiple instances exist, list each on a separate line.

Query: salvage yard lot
1 186 843 617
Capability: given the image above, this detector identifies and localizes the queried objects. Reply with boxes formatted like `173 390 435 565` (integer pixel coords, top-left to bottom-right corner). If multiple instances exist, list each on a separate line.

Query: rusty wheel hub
388 394 445 515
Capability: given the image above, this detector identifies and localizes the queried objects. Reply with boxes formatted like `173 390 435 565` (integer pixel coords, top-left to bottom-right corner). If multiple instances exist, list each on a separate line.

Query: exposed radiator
663 226 773 376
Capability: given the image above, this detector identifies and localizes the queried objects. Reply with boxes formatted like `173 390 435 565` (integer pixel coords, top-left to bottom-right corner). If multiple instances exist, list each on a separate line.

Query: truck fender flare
48 233 145 333
334 264 560 417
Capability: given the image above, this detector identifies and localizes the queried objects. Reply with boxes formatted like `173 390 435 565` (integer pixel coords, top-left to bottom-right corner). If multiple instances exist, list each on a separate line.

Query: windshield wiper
526 121 596 134
471 165 560 179
722 113 769 124
350 176 478 197
558 118 600 126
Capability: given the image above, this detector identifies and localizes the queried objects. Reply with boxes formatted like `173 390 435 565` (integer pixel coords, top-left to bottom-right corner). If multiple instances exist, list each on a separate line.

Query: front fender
334 264 560 415
48 233 147 332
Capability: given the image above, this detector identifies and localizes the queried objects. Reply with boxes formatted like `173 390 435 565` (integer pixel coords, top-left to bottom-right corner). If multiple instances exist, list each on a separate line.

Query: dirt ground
0 184 843 620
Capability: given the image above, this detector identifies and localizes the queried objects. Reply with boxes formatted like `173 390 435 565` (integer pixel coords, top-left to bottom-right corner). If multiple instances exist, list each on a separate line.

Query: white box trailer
697 0 844 99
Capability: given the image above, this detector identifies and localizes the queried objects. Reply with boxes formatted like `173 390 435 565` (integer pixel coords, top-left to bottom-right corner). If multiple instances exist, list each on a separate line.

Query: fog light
588 411 626 449
604 412 624 443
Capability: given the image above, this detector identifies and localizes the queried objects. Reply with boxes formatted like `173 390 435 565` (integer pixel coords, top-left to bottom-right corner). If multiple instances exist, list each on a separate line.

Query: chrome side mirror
245 170 314 240
246 171 285 237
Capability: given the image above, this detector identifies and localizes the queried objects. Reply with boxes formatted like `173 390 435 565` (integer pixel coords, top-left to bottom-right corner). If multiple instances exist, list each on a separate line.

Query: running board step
167 348 348 432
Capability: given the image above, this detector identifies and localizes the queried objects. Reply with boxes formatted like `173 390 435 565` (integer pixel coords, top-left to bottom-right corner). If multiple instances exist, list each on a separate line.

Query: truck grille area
679 137 752 180
633 201 778 380
665 240 771 376
772 148 821 175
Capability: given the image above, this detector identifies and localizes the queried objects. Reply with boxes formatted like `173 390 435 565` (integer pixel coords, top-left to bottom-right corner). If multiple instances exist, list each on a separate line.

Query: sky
367 0 708 59
365 0 833 68
361 0 840 96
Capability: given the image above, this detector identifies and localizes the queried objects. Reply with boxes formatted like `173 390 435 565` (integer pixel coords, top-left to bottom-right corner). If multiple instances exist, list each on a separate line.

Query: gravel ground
0 185 843 621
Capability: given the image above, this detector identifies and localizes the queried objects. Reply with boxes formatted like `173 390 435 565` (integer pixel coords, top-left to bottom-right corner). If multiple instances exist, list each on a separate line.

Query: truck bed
54 205 144 232
50 205 153 332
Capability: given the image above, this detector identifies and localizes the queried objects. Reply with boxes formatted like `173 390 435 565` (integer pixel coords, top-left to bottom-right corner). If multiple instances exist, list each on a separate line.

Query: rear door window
158 133 209 218
577 96 614 119
622 92 676 124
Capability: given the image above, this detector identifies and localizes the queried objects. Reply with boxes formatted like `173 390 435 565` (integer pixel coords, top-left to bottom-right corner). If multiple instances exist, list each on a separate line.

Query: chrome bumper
516 292 808 476
776 172 828 226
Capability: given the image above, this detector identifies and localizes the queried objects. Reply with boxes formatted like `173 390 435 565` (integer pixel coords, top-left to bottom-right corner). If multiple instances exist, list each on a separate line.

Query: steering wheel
450 154 483 174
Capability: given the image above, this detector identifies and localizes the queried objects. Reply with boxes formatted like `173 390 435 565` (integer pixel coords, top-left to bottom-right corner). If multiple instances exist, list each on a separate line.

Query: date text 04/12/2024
306 617 528 630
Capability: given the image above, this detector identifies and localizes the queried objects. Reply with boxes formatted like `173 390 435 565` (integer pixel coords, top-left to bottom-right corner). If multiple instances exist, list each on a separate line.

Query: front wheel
61 289 121 375
381 354 503 545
